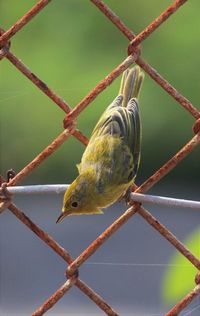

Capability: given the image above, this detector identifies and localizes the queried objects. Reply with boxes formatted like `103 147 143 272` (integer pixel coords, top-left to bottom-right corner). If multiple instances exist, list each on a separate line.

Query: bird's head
56 174 103 223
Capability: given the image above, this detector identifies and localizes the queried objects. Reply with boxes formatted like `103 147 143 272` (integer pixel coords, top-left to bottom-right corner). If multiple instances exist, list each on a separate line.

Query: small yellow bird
57 66 144 223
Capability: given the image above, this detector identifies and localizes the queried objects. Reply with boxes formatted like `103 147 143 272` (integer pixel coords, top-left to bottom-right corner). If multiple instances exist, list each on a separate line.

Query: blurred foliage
162 228 200 304
0 0 199 184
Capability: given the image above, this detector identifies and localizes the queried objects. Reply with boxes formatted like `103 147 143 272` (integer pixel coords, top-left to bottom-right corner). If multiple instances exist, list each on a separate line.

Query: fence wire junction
1 0 200 315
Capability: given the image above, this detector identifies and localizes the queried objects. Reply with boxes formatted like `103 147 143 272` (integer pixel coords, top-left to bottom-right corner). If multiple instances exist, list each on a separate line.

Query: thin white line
6 184 200 211
85 261 192 268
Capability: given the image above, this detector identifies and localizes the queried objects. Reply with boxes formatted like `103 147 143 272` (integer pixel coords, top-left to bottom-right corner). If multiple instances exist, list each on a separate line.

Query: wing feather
89 96 141 178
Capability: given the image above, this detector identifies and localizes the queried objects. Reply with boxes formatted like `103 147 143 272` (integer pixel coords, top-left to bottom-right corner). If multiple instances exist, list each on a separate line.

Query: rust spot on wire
193 118 200 134
0 45 10 60
0 182 12 214
195 271 200 285
30 72 49 92
0 200 10 214
0 183 12 199
0 27 11 60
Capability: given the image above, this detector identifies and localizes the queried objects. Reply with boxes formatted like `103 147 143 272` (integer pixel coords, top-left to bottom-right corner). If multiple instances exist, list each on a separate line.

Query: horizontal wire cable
6 184 200 210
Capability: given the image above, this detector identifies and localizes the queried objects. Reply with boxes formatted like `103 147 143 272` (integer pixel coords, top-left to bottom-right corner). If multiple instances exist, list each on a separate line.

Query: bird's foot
117 186 133 206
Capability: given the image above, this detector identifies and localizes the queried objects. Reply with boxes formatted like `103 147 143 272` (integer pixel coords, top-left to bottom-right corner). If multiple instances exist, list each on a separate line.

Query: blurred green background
1 2 200 313
1 0 199 186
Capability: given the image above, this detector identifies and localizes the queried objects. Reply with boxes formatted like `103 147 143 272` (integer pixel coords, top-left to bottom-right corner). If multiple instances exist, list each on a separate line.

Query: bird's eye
71 201 78 208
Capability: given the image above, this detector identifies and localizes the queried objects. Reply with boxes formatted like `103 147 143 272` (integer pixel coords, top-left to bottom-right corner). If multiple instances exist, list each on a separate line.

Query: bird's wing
91 95 123 138
81 66 143 182
90 96 141 178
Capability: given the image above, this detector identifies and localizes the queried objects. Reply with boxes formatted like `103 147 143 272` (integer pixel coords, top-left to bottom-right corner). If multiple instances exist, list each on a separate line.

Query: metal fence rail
1 0 200 315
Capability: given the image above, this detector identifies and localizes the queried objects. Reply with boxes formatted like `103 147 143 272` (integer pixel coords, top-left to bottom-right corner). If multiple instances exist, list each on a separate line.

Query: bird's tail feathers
119 66 144 107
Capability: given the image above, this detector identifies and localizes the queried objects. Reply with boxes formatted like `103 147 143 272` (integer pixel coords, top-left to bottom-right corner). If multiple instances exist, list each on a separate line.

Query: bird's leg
117 186 133 206
123 186 133 206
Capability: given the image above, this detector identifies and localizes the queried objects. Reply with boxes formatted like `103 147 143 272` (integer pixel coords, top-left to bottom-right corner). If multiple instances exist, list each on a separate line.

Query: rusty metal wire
1 0 200 315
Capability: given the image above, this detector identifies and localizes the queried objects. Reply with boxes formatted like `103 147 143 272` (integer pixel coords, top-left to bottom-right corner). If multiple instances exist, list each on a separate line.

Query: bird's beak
56 211 69 224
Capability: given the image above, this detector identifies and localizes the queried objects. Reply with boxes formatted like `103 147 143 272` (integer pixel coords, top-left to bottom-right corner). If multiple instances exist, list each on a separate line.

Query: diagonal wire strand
0 0 51 46
8 202 119 316
91 0 200 119
1 0 200 315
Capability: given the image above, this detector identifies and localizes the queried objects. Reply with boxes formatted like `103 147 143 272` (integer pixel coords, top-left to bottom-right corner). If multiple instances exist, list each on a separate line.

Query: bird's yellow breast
78 135 133 208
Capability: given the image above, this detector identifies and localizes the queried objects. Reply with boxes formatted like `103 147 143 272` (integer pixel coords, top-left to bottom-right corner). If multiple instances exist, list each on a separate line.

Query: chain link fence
0 0 200 315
